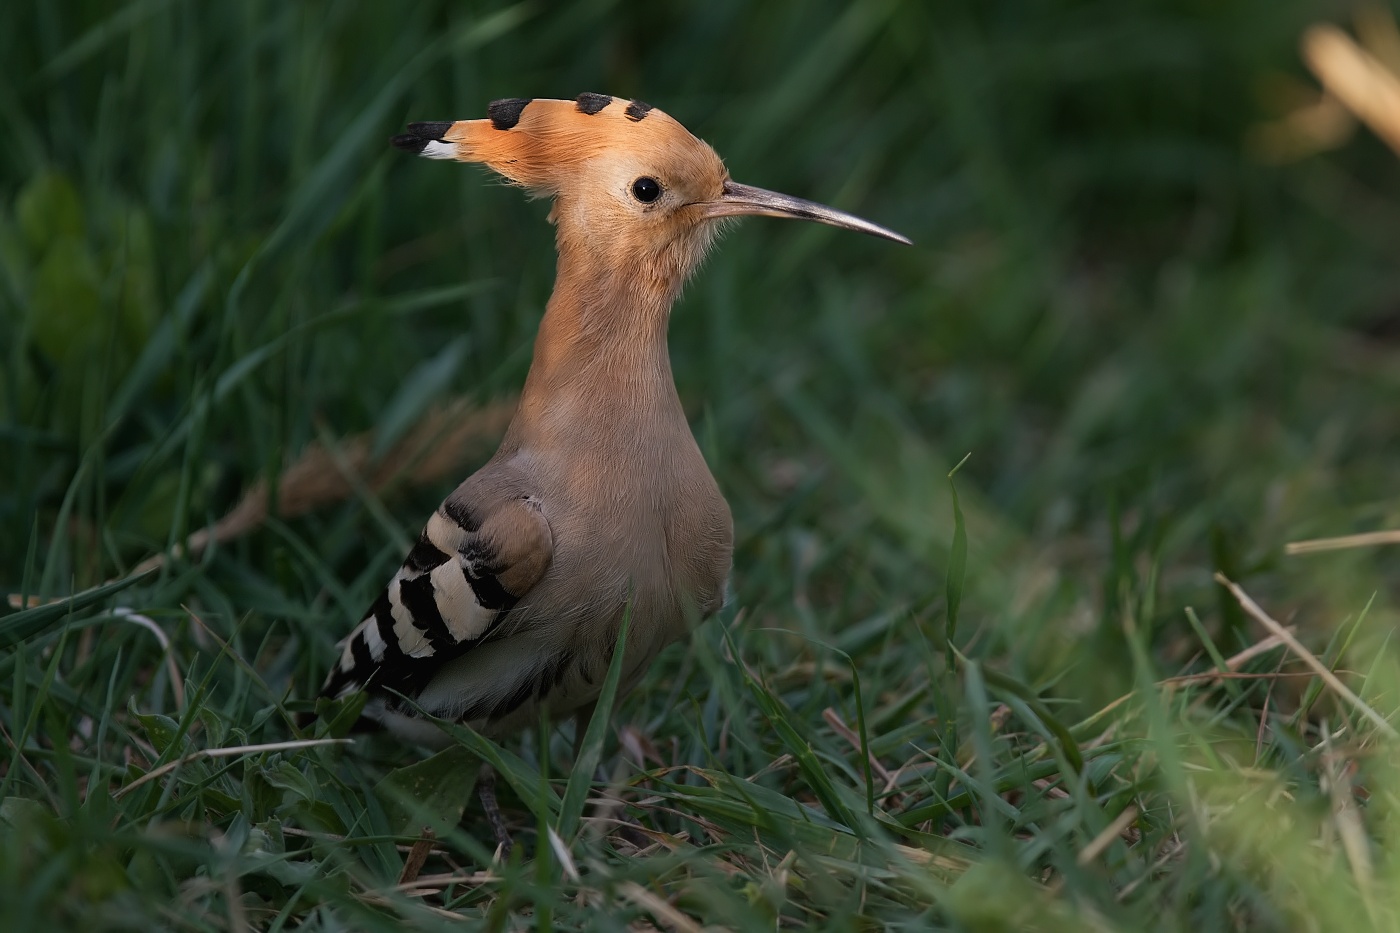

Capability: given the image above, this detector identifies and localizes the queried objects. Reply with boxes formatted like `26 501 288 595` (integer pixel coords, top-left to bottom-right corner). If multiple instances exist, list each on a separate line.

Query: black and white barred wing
319 495 553 706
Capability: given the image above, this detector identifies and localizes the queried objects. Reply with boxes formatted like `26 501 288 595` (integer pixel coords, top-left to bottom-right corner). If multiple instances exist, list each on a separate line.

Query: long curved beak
701 180 911 245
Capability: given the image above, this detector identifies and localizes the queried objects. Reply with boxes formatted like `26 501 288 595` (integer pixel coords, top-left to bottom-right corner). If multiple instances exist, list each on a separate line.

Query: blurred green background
3 0 1400 929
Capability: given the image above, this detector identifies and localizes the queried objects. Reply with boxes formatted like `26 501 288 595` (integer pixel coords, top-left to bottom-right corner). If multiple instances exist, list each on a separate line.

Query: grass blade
945 453 971 673
0 569 156 650
557 609 631 843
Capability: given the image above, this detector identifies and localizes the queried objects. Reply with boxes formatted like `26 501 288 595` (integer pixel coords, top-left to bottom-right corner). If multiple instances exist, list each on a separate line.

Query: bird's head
393 94 908 294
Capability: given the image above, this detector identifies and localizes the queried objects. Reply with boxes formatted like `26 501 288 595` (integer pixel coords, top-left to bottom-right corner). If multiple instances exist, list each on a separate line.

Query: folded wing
320 493 553 713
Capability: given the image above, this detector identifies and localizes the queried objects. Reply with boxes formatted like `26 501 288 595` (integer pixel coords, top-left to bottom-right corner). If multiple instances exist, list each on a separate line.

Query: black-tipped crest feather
391 121 454 153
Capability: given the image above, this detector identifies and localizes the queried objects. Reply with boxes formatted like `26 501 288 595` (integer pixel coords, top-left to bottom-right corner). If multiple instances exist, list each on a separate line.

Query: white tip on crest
421 140 457 160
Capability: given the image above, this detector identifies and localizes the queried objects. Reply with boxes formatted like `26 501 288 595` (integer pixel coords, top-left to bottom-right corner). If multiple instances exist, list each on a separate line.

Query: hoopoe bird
318 94 907 746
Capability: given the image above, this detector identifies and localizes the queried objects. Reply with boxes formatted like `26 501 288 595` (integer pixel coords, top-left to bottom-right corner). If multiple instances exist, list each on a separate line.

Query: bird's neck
509 242 688 448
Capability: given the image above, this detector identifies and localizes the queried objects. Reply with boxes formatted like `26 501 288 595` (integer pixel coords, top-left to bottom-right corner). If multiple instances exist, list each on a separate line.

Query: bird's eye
631 177 662 203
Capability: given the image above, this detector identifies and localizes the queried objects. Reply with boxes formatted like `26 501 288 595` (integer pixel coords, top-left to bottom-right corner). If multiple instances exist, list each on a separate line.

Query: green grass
4 0 1400 928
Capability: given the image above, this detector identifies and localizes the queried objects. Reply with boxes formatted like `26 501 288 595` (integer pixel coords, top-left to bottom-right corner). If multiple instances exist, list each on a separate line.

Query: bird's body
318 94 906 745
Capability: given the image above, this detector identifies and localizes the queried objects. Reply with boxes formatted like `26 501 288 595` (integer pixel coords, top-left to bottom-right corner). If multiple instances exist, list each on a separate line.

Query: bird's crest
391 94 720 197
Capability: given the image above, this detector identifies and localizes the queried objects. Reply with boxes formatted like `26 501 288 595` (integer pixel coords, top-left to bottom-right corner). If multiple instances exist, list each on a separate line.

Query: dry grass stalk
1319 723 1374 895
115 737 352 798
7 396 516 610
134 395 516 574
617 881 703 933
1089 630 1296 726
397 828 437 886
1076 804 1140 867
1285 529 1400 554
1302 19 1400 157
822 706 894 787
1215 573 1398 739
113 607 186 710
355 892 468 923
393 870 499 895
1250 7 1400 162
